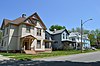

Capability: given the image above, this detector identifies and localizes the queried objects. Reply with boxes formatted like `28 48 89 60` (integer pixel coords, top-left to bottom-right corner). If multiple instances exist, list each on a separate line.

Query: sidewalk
0 55 11 61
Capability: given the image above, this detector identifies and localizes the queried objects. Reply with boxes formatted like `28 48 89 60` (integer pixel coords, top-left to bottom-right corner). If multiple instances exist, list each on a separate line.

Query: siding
52 34 62 49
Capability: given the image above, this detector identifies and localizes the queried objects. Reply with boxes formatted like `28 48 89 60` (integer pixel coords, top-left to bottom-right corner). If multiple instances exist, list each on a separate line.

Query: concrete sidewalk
0 55 11 61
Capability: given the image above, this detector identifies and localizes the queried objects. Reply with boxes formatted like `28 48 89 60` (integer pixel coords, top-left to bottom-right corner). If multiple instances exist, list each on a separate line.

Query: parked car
91 47 97 50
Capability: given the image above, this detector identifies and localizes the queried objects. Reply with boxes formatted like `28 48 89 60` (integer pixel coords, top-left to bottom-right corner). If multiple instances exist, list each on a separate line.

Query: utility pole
81 20 83 53
80 19 93 53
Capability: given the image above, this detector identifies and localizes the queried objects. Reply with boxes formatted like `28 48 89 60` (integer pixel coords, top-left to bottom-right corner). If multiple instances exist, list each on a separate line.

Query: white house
0 13 52 54
68 32 91 49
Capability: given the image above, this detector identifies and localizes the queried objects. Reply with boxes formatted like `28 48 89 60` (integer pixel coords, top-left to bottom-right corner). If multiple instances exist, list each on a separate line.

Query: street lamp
81 19 93 53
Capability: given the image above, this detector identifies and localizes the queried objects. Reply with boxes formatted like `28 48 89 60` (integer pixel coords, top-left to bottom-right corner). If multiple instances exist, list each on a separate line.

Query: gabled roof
46 29 69 35
25 12 47 30
1 12 47 30
13 17 26 24
69 32 81 37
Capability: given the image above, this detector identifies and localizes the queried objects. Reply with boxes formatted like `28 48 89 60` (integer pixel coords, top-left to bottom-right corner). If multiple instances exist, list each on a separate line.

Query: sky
0 0 100 30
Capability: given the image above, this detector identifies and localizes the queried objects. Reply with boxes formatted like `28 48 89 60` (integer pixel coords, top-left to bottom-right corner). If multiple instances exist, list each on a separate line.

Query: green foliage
71 28 75 32
83 30 89 34
88 34 96 45
76 27 81 33
49 25 66 31
70 27 100 46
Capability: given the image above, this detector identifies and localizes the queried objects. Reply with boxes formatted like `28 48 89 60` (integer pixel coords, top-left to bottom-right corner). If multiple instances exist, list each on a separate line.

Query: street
35 51 100 62
0 51 100 66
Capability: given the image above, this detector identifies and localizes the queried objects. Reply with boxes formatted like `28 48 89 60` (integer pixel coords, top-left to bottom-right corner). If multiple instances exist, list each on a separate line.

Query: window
6 27 8 35
63 33 65 39
54 41 58 43
37 40 41 48
45 42 50 48
26 26 31 33
37 28 41 36
1 40 3 46
3 30 4 36
77 37 79 40
66 34 67 39
72 38 75 41
4 41 6 47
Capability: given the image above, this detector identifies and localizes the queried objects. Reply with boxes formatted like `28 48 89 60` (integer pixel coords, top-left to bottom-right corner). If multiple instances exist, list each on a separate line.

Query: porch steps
24 50 36 54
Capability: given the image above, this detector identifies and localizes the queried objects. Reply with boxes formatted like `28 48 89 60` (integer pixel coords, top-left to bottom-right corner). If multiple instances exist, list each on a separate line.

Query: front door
25 42 29 50
23 41 31 50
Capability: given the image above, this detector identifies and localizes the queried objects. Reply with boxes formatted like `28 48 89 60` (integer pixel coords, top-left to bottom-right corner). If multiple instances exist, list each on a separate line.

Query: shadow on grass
0 59 100 66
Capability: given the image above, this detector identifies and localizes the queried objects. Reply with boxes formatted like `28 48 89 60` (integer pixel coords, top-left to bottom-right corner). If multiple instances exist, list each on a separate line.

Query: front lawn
0 50 97 60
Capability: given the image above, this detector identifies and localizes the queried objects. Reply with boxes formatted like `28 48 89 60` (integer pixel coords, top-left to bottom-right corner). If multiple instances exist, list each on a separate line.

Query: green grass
0 50 97 60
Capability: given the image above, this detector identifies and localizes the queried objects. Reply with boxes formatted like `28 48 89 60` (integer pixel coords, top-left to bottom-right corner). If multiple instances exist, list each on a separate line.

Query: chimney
54 29 57 33
22 14 26 18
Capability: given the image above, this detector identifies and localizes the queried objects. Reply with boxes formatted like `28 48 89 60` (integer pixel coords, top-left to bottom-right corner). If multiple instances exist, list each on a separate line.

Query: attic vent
22 14 26 18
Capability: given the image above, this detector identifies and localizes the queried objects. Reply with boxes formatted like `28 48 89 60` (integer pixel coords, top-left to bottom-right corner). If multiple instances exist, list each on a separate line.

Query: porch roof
20 35 36 40
77 42 87 44
62 40 76 43
43 39 53 42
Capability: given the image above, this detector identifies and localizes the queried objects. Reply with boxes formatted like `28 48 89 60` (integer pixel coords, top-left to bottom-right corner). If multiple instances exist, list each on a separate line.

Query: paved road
1 51 100 66
35 51 100 62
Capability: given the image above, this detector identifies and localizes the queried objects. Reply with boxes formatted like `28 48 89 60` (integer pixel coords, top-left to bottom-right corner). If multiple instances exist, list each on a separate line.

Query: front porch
62 40 76 50
43 39 52 53
20 35 36 54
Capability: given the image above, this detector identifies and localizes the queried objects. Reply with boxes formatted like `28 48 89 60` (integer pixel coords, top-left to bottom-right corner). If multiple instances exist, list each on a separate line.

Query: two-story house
46 29 75 50
0 13 52 54
69 32 91 49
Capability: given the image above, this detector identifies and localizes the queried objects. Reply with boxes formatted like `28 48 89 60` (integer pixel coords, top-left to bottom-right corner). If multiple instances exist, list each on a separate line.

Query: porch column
21 38 24 53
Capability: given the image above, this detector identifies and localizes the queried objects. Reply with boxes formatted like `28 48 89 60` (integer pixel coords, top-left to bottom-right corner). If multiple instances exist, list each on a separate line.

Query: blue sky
0 0 100 30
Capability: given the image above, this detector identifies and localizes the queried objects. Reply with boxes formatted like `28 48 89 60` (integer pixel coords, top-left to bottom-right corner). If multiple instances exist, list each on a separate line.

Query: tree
88 34 96 45
83 30 90 34
49 25 66 31
76 27 81 33
71 28 75 32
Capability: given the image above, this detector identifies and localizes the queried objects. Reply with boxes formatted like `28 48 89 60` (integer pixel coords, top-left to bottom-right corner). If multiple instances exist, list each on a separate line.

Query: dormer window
26 25 31 33
37 28 41 36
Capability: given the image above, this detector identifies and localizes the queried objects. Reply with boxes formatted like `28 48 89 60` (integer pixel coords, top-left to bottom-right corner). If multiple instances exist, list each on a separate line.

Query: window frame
63 33 65 39
45 42 50 48
37 40 41 48
26 25 31 33
66 33 67 39
37 28 41 36
6 27 8 35
1 40 3 46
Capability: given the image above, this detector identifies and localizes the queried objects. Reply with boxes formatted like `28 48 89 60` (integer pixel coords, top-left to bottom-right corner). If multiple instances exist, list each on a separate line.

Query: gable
24 12 47 30
36 21 43 28
62 29 69 35
24 19 32 24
